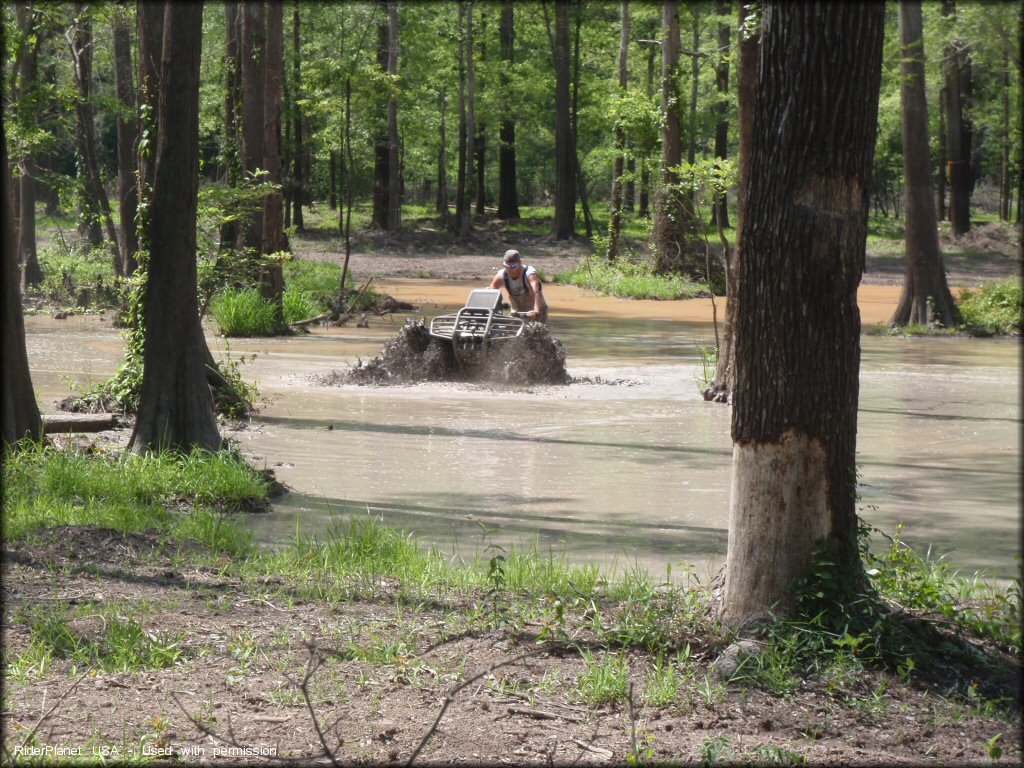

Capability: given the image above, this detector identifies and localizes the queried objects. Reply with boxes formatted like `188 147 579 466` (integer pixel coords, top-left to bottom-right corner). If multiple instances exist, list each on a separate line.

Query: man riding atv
490 249 548 324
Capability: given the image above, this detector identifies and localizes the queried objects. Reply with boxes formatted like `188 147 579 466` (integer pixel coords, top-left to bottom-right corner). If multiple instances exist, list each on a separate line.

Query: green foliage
957 280 1022 335
576 650 630 706
35 241 120 307
559 256 705 300
210 288 282 337
2 442 266 551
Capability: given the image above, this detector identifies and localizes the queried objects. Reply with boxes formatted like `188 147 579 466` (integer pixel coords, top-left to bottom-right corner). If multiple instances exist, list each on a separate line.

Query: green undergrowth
2 443 266 553
957 279 1022 335
3 444 1019 719
558 255 706 300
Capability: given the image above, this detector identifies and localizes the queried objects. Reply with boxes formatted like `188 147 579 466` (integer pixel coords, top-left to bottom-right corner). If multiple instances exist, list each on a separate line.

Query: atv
429 288 528 368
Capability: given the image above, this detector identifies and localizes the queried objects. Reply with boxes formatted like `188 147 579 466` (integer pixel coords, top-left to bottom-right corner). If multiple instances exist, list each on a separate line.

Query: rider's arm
528 273 543 317
489 273 504 290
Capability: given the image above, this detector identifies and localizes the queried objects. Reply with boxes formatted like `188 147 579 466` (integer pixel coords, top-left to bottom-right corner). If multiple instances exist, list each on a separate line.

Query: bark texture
712 0 731 229
129 2 221 454
723 2 885 625
552 2 575 240
942 0 972 236
496 1 519 220
889 0 961 328
240 0 266 252
261 0 287 255
608 1 629 260
2 61 43 450
112 3 139 275
651 1 703 277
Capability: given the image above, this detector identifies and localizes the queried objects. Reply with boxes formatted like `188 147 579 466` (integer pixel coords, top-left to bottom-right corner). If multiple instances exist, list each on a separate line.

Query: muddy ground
3 525 1020 766
5 218 1021 765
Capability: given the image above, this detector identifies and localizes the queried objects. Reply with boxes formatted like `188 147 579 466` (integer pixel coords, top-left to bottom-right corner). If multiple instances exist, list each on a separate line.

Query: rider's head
502 250 522 274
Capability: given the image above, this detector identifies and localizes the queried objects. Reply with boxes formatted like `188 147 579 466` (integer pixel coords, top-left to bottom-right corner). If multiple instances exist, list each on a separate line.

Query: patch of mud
941 220 1021 258
322 319 571 386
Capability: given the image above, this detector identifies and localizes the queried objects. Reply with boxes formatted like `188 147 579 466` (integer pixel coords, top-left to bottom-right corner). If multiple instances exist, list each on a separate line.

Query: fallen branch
336 278 374 325
289 311 331 329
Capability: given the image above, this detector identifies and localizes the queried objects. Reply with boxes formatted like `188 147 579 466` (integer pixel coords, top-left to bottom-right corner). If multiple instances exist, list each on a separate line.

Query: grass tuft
558 256 706 300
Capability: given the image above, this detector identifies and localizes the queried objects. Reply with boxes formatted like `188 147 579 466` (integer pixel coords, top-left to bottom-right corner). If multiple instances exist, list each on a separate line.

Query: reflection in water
23 294 1021 582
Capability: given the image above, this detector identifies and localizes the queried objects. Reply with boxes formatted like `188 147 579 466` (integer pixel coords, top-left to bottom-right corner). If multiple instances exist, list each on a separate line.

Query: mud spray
333 319 571 386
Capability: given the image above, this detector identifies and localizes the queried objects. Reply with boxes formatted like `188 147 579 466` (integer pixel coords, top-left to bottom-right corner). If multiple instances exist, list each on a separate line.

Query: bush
210 288 281 336
283 289 326 323
957 280 1022 335
558 256 705 300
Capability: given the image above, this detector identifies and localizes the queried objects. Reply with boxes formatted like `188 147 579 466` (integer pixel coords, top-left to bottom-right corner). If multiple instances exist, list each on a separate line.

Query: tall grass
210 287 281 336
957 279 1022 335
3 443 266 553
559 256 706 300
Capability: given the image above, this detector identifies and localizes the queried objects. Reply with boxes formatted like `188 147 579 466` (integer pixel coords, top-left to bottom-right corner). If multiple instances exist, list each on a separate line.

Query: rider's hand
528 310 537 319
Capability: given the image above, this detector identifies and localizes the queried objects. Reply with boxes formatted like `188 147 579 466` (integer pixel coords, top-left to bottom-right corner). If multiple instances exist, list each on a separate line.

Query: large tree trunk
70 5 121 270
608 1 629 260
711 0 730 229
496 0 519 220
552 2 575 240
137 1 163 202
890 0 961 329
703 0 756 404
290 1 304 231
386 0 402 230
2 53 44 450
239 0 266 252
942 0 972 236
651 1 703 276
723 2 885 625
261 0 287 256
130 2 221 454
112 3 139 276
219 2 242 252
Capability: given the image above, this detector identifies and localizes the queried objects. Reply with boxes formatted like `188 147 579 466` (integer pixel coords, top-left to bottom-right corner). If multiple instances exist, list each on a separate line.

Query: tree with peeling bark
889 0 961 329
2 47 44 451
129 2 221 454
723 2 885 625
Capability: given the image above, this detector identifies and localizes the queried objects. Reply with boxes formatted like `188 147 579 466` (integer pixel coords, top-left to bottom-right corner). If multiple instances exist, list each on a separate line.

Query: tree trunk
70 5 121 270
712 0 730 229
371 2 389 229
638 44 655 219
625 150 635 212
2 57 43 450
608 1 629 260
723 2 885 625
329 150 337 210
999 50 1010 221
889 0 961 329
455 3 467 235
112 2 139 276
936 89 946 221
496 0 519 220
704 0 756 404
137 0 163 203
130 1 220 454
687 8 699 177
291 1 304 231
651 1 703 277
261 0 287 257
13 4 43 289
219 1 242 252
437 90 450 226
570 2 593 238
943 0 971 236
240 0 266 252
386 0 402 230
461 1 477 239
552 2 575 240
474 8 486 216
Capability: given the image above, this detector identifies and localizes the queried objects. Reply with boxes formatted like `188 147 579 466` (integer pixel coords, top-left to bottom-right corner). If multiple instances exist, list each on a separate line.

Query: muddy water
22 281 1020 582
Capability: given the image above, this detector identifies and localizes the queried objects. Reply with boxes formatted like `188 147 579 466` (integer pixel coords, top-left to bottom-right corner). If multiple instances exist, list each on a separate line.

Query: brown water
22 282 1021 582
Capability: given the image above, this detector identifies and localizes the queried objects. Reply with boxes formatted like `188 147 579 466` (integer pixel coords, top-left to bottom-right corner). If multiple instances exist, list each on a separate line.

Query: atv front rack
429 289 526 367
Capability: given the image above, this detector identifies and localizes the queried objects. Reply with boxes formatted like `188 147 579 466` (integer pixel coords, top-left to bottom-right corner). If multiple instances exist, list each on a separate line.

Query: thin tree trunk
371 2 389 229
496 0 519 220
69 5 121 270
999 50 1010 221
712 0 730 229
130 1 221 454
386 0 402 230
652 1 703 277
571 0 593 238
14 4 43 289
608 0 629 260
638 43 655 219
474 7 486 216
455 3 467 235
113 2 139 276
262 0 287 257
936 88 946 221
218 1 241 252
943 0 971 236
437 90 450 226
724 2 885 625
461 1 476 238
240 0 266 252
889 0 961 329
552 2 575 239
704 0 755 404
291 0 304 230
137 1 163 204
329 150 337 211
625 149 635 212
687 8 699 173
